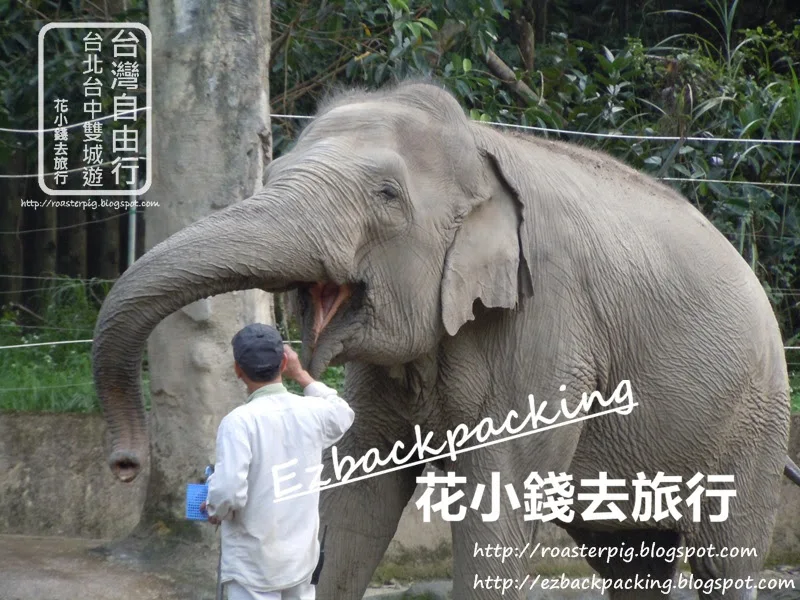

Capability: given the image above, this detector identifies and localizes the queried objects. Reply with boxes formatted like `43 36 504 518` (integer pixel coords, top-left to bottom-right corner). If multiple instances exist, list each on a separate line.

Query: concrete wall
0 414 148 539
1 412 799 567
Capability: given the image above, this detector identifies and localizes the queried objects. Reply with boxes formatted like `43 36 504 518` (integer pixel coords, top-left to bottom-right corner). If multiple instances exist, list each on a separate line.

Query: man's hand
283 345 314 388
199 501 221 525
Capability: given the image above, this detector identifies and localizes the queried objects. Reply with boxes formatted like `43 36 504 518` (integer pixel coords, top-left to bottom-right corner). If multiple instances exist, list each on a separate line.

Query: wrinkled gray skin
93 82 792 599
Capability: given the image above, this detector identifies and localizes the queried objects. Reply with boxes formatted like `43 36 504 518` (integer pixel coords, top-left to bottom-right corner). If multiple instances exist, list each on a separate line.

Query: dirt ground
4 534 800 600
0 535 189 600
0 535 410 600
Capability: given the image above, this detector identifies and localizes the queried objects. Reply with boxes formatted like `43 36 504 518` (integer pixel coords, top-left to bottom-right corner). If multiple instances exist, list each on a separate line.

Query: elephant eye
377 182 400 201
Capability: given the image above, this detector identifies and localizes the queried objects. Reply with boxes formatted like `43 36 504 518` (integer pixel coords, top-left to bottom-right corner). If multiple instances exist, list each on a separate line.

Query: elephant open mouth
309 281 352 346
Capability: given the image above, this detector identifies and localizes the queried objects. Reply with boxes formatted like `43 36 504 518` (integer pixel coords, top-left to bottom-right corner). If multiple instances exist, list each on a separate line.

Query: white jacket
205 381 355 592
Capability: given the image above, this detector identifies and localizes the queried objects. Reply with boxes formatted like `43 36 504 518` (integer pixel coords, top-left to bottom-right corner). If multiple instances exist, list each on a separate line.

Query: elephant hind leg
683 502 775 599
564 527 681 599
683 516 767 600
683 443 783 599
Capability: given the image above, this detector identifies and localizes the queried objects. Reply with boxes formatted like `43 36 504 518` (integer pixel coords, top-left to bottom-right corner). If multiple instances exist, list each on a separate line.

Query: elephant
92 81 798 599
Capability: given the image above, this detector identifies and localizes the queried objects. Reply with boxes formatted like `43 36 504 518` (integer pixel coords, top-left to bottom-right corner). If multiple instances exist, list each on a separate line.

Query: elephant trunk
92 194 326 482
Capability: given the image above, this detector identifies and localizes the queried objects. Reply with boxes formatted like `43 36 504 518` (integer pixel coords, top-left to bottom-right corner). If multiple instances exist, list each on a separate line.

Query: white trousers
226 579 315 600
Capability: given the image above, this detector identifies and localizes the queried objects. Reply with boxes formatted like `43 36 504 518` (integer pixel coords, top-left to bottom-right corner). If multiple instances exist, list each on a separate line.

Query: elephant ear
440 140 534 336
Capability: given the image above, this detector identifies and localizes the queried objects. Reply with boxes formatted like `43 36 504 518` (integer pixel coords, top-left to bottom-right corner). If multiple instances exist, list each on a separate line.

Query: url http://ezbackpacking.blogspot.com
472 542 797 595
474 572 796 596
20 198 159 210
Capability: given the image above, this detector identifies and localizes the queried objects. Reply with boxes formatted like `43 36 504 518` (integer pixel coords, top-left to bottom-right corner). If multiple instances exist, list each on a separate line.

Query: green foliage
284 367 345 395
320 365 346 390
270 0 513 153
279 314 346 394
522 26 800 343
0 277 153 412
0 279 344 412
0 0 148 166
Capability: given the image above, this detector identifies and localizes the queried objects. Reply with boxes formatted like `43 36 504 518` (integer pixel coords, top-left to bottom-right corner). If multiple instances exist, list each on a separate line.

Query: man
200 323 354 600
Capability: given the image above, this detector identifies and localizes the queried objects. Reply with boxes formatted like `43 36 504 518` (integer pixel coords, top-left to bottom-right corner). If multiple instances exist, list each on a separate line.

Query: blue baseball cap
231 323 284 381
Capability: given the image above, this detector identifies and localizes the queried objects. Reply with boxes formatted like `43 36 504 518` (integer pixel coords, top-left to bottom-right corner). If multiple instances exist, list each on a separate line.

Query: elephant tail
784 456 800 486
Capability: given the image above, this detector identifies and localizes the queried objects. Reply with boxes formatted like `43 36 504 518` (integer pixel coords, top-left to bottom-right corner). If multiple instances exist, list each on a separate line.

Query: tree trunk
57 207 87 278
533 0 549 45
88 207 121 280
22 183 57 313
136 209 146 263
0 151 26 306
108 0 273 582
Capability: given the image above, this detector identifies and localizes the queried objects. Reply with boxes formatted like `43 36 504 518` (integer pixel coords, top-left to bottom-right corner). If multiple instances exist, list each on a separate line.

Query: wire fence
273 111 800 147
270 112 800 190
2 113 798 394
0 339 797 352
0 274 116 282
17 286 790 295
1 348 798 394
0 107 149 134
0 381 96 392
3 373 800 395
5 272 800 293
3 111 798 189
0 284 104 295
660 178 800 189
480 120 800 146
6 108 798 144
0 211 142 235
0 338 305 351
0 338 796 394
1 156 147 179
0 322 95 332
2 221 799 243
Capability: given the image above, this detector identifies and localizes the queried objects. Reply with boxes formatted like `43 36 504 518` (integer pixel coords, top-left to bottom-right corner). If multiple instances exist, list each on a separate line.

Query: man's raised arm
283 345 355 447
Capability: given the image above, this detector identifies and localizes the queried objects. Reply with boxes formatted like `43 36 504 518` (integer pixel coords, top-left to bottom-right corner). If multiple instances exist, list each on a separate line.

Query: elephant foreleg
564 527 682 599
315 460 422 599
314 362 425 600
451 488 535 599
445 421 583 599
446 449 539 600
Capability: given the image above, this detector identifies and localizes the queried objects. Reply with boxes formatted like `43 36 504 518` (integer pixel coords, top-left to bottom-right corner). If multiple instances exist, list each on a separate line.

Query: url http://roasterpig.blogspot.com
20 198 159 210
472 542 797 596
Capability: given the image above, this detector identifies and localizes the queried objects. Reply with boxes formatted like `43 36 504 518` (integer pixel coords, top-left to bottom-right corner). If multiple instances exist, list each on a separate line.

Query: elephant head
92 81 534 482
